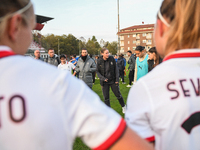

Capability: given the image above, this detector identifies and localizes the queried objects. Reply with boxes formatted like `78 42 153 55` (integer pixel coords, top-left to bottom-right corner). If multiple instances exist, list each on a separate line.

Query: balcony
120 50 124 53
146 36 152 39
136 43 140 46
146 42 152 45
120 36 124 40
136 36 140 40
120 43 124 46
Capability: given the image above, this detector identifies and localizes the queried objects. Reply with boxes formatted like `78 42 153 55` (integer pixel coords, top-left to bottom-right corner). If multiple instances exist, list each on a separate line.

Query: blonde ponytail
160 0 200 55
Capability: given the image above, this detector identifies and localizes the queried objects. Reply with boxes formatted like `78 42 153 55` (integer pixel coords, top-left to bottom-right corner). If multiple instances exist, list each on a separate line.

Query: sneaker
122 82 126 84
122 106 126 114
126 85 132 87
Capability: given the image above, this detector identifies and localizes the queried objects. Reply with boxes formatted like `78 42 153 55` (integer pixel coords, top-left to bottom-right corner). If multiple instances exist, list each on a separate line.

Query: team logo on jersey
111 62 113 65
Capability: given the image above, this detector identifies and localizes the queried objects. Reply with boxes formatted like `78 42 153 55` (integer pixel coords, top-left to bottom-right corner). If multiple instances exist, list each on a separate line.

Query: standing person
73 48 96 89
58 54 75 73
117 54 125 84
123 54 126 77
148 47 162 72
0 1 154 150
134 46 148 82
96 48 126 113
114 55 118 63
45 48 61 66
125 0 200 150
126 50 135 87
34 50 44 61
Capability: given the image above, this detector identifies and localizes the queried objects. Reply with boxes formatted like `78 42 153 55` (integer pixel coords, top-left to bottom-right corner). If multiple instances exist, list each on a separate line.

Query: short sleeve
125 79 155 142
58 73 126 149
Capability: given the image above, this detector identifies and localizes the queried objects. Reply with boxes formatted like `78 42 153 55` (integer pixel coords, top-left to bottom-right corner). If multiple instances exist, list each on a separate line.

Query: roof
118 29 154 34
36 15 54 24
121 24 154 31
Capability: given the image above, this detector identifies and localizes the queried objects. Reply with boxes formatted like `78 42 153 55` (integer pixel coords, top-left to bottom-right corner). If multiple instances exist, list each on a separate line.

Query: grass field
73 69 132 150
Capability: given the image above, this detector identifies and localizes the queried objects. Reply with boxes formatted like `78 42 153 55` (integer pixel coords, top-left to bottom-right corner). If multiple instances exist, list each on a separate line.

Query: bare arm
110 127 154 150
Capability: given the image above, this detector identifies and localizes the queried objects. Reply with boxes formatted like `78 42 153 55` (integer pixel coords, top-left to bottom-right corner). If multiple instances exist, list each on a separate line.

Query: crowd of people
1 0 200 150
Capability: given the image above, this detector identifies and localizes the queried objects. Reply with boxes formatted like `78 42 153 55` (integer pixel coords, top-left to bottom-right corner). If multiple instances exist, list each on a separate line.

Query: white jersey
0 46 126 150
58 61 75 72
125 49 200 150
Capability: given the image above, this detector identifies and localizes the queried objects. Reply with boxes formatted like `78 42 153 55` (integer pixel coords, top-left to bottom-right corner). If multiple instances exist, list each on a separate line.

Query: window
128 35 130 38
148 40 152 43
133 40 136 44
142 33 146 37
143 40 146 43
133 34 136 37
128 41 130 44
133 47 136 50
128 47 130 50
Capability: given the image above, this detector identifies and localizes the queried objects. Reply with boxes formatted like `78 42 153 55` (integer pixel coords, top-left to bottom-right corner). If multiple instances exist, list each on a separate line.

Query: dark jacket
128 54 136 71
148 58 163 72
75 55 96 88
45 55 60 67
96 56 119 86
117 57 125 71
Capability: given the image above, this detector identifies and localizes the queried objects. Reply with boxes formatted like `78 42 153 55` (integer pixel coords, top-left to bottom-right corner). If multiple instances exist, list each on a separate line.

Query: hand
115 82 118 84
126 69 128 72
105 79 108 82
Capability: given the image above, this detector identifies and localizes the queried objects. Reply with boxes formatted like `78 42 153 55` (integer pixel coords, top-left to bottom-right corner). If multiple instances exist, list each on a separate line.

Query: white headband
0 1 32 21
158 9 170 27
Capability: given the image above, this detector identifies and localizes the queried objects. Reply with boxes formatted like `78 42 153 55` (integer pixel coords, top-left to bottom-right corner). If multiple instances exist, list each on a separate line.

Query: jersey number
0 95 26 128
181 112 200 134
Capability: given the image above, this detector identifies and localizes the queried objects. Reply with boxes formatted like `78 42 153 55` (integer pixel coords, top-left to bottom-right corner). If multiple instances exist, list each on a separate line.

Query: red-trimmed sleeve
93 119 126 150
145 136 155 142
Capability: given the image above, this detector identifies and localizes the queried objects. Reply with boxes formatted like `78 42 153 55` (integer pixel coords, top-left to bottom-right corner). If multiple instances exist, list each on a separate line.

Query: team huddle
0 0 200 150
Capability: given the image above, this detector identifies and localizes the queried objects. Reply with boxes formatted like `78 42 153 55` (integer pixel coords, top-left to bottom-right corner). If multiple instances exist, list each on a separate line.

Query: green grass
73 69 131 150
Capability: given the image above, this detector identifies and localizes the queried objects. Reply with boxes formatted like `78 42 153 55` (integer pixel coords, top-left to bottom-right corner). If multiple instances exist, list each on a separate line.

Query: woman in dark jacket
96 48 126 113
148 47 162 72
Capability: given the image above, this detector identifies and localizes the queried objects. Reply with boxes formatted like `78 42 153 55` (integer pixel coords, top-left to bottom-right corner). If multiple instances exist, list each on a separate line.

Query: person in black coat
148 47 162 72
96 48 126 113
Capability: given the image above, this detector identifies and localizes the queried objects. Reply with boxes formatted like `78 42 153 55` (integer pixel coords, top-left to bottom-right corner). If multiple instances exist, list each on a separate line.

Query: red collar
163 50 200 61
0 51 15 59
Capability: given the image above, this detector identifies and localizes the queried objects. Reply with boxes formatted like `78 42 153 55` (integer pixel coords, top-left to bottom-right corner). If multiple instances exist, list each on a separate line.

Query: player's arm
110 127 154 150
125 80 155 144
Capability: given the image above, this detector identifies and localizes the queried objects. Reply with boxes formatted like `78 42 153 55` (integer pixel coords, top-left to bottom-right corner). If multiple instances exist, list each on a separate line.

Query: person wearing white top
0 0 153 150
125 0 200 150
58 54 75 73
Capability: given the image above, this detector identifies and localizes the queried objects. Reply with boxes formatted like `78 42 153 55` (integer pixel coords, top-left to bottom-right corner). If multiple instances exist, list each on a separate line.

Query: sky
32 0 163 43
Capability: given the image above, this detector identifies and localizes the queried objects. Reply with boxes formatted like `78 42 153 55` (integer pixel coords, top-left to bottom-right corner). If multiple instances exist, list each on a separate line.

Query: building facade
118 24 155 54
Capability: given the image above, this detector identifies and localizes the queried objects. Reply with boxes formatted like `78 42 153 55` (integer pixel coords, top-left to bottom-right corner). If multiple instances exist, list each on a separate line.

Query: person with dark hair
117 54 125 84
148 47 162 72
58 54 75 73
134 46 148 82
0 0 154 150
126 50 136 87
45 48 61 66
73 48 96 88
96 48 126 113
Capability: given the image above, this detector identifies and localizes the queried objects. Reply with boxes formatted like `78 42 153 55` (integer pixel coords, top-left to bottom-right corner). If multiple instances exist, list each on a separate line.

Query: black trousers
129 70 135 85
119 70 124 82
102 83 125 107
92 72 96 83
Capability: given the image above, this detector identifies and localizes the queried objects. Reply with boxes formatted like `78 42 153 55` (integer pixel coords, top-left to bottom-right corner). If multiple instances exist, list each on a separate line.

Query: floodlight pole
117 0 120 55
